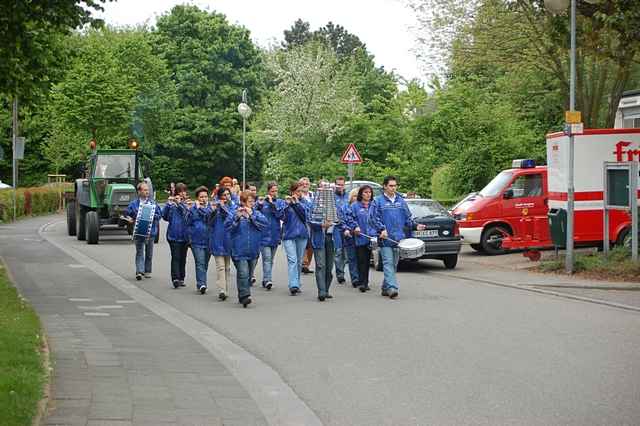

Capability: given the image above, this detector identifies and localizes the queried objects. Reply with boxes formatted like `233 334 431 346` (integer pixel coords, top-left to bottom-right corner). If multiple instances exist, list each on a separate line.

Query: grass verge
537 247 640 282
0 263 45 426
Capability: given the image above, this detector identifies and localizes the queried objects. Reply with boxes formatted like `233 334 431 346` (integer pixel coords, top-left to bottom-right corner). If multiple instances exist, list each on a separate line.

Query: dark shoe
289 287 299 296
178 280 186 287
364 286 371 292
359 285 367 293
241 296 252 308
172 280 180 289
250 277 256 285
199 286 207 295
218 292 227 301
144 273 152 279
352 282 360 288
325 294 333 299
381 289 389 297
301 267 313 274
389 289 399 299
265 281 273 290
136 273 143 281
337 277 346 284
318 295 326 302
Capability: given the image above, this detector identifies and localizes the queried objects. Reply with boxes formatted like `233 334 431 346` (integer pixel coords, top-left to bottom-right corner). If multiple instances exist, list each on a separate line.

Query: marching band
127 175 426 307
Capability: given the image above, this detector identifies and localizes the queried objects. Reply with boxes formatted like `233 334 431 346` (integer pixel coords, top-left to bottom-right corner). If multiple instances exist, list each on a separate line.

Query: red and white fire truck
452 129 640 258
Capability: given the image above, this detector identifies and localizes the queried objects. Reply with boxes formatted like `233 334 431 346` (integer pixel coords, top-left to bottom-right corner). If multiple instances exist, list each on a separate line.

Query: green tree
0 0 107 100
152 5 264 187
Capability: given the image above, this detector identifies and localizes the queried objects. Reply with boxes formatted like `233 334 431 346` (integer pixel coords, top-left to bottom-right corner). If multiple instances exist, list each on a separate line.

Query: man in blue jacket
332 176 352 285
125 182 161 281
370 176 426 299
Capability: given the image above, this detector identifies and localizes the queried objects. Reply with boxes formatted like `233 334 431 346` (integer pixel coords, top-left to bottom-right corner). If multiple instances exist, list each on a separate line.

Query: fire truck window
508 174 543 198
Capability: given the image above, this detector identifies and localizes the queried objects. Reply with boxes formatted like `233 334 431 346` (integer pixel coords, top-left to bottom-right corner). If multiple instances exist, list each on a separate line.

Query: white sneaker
144 273 152 279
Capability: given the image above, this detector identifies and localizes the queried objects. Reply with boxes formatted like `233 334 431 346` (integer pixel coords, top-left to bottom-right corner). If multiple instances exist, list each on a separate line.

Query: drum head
398 238 424 249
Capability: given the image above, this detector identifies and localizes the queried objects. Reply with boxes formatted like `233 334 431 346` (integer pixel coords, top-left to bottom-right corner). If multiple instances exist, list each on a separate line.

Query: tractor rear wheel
87 211 99 245
76 206 87 241
67 201 77 236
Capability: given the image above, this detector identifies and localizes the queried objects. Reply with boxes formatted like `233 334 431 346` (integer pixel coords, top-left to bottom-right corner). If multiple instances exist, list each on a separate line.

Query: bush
0 187 63 223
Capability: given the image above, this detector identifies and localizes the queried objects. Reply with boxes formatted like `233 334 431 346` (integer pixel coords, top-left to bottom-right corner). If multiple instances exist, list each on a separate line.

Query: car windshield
479 171 514 197
345 183 383 198
407 200 449 218
95 155 136 179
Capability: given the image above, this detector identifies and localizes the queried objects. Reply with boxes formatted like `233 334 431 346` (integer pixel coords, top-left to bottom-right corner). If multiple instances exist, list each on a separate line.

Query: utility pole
12 95 18 222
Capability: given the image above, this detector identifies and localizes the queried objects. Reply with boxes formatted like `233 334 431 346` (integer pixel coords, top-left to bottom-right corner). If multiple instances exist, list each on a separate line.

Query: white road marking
83 312 110 317
68 298 93 302
116 300 137 304
67 264 87 269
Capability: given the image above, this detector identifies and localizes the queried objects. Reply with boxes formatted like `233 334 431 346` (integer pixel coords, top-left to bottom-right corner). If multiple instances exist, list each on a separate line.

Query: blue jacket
282 201 309 240
186 205 213 248
256 198 285 247
348 201 376 247
334 191 349 210
208 205 234 256
162 202 189 242
369 193 416 247
224 209 268 261
126 198 161 238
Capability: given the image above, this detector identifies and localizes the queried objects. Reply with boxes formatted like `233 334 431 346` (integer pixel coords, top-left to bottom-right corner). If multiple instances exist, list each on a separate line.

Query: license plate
414 230 438 238
118 194 130 202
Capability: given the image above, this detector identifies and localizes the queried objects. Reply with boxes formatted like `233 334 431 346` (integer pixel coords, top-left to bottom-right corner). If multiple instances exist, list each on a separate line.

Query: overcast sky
95 0 424 82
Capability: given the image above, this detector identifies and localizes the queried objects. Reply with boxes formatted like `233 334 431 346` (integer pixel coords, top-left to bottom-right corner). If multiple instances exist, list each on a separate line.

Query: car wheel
470 243 483 252
443 254 458 269
67 201 77 236
76 206 87 241
86 211 99 245
481 225 510 255
373 248 383 271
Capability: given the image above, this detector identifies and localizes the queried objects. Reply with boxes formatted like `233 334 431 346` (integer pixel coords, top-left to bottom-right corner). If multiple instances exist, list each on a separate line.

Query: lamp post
544 0 576 273
237 89 252 190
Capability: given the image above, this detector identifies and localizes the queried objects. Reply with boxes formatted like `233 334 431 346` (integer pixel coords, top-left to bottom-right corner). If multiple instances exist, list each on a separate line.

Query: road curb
431 271 640 314
39 220 323 426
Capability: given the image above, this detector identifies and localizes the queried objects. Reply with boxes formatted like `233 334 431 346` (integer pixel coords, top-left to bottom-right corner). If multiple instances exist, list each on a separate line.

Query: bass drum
398 238 425 259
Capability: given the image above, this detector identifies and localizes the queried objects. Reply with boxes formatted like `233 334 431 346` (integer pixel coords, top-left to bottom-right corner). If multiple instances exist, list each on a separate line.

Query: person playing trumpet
162 183 190 288
209 187 234 301
186 186 213 294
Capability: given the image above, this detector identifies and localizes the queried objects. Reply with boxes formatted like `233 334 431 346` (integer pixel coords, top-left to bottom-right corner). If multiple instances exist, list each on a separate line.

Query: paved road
4 214 640 425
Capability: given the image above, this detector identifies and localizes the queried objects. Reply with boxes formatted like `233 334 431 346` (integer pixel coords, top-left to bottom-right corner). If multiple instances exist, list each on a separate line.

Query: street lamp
237 89 251 190
544 0 576 274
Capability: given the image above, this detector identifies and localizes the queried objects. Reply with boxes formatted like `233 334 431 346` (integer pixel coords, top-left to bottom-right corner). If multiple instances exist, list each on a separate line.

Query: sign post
340 143 363 188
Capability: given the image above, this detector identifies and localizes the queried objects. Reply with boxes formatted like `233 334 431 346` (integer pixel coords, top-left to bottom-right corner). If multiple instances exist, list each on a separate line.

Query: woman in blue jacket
225 191 268 307
209 187 235 301
282 182 309 295
186 186 213 295
162 183 190 288
348 185 376 293
255 181 285 290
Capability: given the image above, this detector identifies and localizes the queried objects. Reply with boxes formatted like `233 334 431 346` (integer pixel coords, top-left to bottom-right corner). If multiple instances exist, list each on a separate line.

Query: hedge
0 187 65 223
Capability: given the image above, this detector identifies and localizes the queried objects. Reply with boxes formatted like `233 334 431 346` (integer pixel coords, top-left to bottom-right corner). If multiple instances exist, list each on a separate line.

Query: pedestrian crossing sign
340 143 363 164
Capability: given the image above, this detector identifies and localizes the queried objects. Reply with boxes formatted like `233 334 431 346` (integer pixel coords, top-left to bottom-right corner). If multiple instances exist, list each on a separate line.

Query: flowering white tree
262 41 361 143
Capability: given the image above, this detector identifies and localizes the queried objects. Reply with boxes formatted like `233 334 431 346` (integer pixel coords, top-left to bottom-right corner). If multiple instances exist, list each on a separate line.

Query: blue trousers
233 258 257 301
134 237 153 274
191 246 210 289
260 245 278 284
283 237 307 289
380 246 400 290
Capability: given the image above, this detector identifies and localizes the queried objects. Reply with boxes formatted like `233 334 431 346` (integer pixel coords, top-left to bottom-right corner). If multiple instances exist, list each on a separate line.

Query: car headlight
455 212 474 221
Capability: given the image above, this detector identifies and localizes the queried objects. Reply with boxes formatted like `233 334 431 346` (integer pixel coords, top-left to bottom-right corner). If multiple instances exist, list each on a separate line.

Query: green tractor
66 143 158 244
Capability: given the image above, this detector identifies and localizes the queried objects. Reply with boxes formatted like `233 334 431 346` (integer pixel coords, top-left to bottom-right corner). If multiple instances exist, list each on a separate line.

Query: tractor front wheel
86 211 100 245
76 207 87 241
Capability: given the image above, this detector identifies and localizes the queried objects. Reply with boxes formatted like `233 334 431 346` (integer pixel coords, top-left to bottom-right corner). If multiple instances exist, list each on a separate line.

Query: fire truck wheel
481 225 510 255
470 244 483 252
616 227 633 248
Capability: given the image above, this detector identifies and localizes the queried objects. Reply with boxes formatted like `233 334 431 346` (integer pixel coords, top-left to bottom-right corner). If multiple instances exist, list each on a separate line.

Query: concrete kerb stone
39 220 323 426
431 270 640 314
